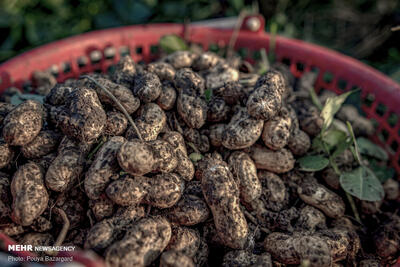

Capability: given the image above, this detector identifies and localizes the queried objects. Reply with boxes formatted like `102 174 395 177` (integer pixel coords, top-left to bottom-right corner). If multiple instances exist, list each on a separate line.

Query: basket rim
0 22 399 112
0 22 398 87
1 23 399 85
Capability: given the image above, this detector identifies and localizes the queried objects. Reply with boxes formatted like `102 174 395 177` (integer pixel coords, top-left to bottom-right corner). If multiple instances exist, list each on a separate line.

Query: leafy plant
299 90 388 203
298 89 391 221
301 91 355 172
339 122 385 202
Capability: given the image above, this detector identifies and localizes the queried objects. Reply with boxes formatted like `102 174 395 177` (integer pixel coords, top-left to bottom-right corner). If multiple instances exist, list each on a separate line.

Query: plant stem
346 121 363 165
269 22 278 63
243 210 269 234
47 208 70 256
87 210 94 227
324 143 361 223
80 75 143 141
54 208 69 246
227 11 247 59
309 87 323 110
345 192 361 223
183 17 190 42
259 48 270 74
329 156 341 175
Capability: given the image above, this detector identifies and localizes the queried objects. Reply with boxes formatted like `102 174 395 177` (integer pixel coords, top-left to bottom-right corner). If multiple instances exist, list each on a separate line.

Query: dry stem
227 11 247 59
47 208 70 256
80 75 143 141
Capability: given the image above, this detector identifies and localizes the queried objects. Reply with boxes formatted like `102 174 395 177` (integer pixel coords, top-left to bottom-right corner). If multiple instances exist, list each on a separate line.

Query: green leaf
311 136 325 152
369 160 395 183
189 153 203 163
312 129 349 155
356 137 388 161
309 87 323 110
159 34 188 54
204 89 212 102
10 93 44 106
298 155 330 172
321 91 354 130
331 137 352 159
340 166 385 201
322 129 347 150
346 122 363 165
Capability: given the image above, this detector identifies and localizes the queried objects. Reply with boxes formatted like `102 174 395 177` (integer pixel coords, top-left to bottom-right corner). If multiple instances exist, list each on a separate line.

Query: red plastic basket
1 16 400 266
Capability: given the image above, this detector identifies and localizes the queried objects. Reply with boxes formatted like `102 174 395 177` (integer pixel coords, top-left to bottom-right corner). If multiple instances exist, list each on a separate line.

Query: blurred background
0 0 399 81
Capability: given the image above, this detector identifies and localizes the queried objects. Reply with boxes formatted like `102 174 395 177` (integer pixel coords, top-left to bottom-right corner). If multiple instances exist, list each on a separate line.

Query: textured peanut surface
3 100 43 146
222 107 264 150
118 139 155 176
105 216 171 267
85 136 126 199
201 159 248 249
11 162 48 226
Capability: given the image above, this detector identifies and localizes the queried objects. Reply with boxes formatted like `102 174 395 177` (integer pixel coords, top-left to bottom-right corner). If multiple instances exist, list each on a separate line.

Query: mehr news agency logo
7 244 76 262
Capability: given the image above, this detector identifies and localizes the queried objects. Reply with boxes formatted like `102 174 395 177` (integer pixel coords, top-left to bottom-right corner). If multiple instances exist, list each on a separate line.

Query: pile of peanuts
0 49 399 267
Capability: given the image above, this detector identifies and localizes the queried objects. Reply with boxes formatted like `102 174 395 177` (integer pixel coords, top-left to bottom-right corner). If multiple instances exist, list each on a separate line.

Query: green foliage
322 130 347 151
311 136 325 153
0 0 242 61
356 137 388 161
331 136 352 159
204 89 212 102
311 88 353 159
338 122 385 201
309 87 323 110
0 0 103 60
228 0 244 12
159 35 188 54
306 91 387 202
312 126 351 158
340 166 385 201
310 90 354 163
368 47 400 83
257 48 270 75
298 155 329 172
112 1 152 24
321 91 354 131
